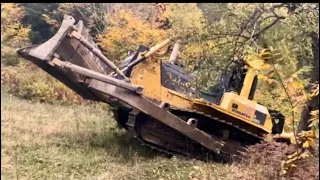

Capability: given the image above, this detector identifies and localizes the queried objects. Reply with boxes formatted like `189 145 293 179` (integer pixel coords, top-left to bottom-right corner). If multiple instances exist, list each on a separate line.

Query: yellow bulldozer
17 15 292 161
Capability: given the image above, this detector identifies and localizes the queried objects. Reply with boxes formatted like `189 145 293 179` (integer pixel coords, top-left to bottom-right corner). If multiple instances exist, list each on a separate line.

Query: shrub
1 46 22 66
1 62 84 105
231 141 319 180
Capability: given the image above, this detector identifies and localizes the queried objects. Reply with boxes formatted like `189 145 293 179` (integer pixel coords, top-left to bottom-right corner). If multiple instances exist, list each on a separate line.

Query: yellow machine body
130 56 273 135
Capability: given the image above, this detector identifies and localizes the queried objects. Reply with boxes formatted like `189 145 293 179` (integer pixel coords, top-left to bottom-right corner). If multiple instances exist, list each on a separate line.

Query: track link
120 107 265 161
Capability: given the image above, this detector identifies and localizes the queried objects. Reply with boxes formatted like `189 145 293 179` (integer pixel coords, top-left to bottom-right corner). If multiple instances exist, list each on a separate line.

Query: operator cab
199 61 253 104
121 45 254 105
159 59 253 105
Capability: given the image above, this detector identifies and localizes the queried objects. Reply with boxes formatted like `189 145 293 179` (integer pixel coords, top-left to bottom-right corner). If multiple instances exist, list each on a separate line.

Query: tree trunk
297 32 319 133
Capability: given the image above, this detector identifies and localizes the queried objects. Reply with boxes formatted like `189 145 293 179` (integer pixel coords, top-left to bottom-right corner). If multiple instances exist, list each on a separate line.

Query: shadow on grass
86 129 231 164
89 129 161 161
49 127 162 163
50 127 235 164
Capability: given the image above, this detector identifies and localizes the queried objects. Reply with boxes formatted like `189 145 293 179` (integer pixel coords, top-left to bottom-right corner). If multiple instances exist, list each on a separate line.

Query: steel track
118 106 265 161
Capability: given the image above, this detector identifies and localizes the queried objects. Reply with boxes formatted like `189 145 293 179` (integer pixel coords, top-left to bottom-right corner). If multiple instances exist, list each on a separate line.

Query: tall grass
1 88 232 180
2 87 318 180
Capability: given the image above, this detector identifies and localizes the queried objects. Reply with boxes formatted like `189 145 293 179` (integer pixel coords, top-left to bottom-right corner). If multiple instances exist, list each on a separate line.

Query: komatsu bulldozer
17 15 291 160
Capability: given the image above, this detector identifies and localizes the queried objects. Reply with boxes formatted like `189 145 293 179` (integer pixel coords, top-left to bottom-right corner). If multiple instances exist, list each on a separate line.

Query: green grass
1 88 237 180
2 86 318 180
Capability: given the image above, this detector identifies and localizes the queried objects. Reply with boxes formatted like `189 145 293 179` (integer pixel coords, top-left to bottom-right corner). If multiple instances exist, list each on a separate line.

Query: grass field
1 88 241 180
2 86 318 180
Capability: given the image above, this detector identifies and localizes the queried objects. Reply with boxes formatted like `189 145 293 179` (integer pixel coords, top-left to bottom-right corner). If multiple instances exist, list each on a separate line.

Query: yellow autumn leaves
97 9 167 60
1 3 30 45
96 4 205 62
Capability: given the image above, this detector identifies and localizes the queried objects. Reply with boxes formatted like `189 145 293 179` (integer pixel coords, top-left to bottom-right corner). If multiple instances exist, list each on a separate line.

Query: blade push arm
50 58 143 94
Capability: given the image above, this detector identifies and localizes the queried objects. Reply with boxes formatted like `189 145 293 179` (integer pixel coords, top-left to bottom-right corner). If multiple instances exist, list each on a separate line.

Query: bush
1 62 84 105
231 141 319 180
1 46 22 66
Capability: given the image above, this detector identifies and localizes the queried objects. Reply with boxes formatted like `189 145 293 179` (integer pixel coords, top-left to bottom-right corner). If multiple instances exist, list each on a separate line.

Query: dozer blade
17 15 115 101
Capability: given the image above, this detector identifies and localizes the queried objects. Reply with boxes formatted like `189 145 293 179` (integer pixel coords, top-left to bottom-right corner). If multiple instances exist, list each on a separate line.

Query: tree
58 3 111 36
1 3 30 46
96 3 206 64
298 33 319 133
1 3 30 66
97 6 167 61
20 3 60 44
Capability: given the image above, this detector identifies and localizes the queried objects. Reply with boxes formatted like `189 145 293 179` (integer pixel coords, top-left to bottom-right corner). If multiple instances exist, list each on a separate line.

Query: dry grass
1 87 318 180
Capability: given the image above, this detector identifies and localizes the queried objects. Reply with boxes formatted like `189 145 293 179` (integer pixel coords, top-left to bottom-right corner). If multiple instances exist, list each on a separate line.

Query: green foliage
251 47 313 132
307 84 319 137
58 3 110 36
1 3 319 180
309 110 319 138
2 3 319 129
1 64 83 104
19 3 61 44
1 46 22 66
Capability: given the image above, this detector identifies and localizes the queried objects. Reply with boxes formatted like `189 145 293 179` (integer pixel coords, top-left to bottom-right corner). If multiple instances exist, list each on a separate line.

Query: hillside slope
1 87 318 180
1 88 236 180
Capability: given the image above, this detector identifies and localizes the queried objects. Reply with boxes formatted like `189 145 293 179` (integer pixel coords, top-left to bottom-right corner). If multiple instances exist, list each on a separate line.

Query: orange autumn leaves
97 9 167 60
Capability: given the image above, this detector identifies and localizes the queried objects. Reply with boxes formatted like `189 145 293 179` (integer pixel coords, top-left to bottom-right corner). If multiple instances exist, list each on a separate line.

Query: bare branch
252 17 285 38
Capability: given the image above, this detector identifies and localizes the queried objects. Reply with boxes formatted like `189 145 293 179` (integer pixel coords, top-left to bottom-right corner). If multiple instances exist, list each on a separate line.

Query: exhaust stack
169 39 181 64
